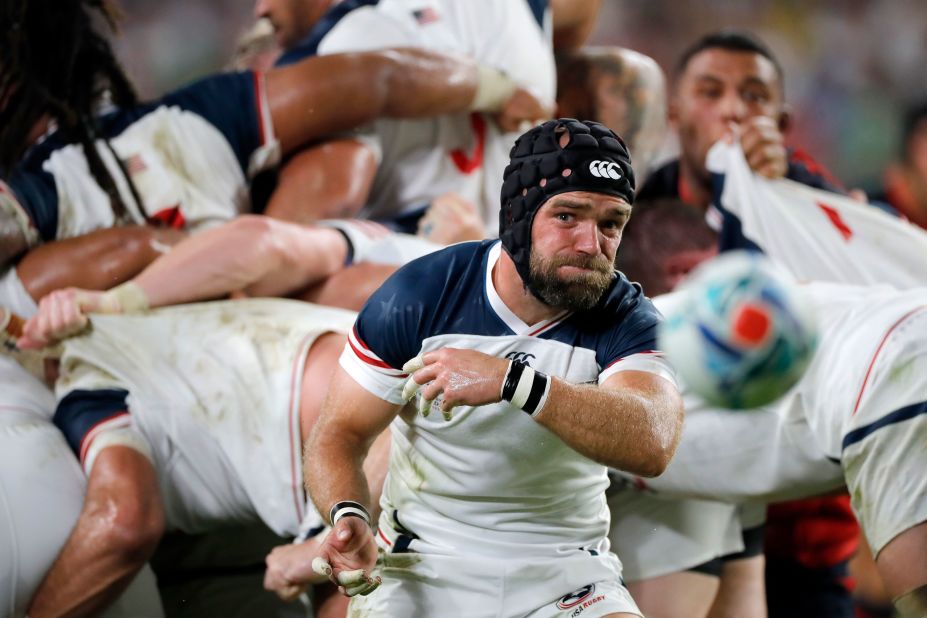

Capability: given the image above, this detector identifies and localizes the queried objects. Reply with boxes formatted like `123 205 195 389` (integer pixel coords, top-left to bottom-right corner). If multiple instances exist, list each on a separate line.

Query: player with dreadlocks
0 0 548 270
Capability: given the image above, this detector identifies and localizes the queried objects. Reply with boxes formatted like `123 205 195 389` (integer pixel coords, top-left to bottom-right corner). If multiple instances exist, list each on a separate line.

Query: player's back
307 0 555 232
56 298 356 536
785 282 927 457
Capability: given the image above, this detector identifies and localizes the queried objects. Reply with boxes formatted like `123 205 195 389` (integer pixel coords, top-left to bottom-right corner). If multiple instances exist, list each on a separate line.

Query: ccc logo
505 351 536 365
588 160 622 180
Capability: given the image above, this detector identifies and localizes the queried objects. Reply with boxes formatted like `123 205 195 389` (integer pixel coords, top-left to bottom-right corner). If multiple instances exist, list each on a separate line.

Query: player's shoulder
589 270 658 325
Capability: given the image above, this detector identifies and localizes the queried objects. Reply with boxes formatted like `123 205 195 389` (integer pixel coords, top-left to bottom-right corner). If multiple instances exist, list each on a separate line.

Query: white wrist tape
470 65 517 112
99 282 150 314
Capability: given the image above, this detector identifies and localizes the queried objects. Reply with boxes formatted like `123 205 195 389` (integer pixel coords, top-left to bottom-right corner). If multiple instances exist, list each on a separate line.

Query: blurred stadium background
114 0 927 194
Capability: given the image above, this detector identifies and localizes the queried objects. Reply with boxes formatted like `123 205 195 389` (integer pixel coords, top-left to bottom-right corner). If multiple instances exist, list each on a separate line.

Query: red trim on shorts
377 527 393 546
853 305 927 415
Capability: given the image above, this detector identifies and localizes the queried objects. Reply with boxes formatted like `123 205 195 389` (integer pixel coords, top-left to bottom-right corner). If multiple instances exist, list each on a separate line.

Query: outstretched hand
17 288 107 350
401 347 508 420
311 516 380 597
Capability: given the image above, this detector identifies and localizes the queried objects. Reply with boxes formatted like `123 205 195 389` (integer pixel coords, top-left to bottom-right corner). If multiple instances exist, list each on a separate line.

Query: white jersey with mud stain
280 0 555 234
53 298 356 537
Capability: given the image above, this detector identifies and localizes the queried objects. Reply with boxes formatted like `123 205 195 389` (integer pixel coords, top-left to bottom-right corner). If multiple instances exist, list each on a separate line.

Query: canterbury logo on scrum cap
587 159 622 180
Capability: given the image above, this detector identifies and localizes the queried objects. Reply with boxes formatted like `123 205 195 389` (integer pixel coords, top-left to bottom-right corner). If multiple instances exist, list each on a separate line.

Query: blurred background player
0 0 546 271
631 29 861 618
875 101 927 229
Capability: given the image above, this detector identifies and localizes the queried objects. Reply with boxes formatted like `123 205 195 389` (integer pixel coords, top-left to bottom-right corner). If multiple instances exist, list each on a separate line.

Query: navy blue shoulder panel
275 0 382 66
6 155 59 242
53 388 130 457
158 71 262 173
544 272 663 369
525 0 549 28
354 240 508 369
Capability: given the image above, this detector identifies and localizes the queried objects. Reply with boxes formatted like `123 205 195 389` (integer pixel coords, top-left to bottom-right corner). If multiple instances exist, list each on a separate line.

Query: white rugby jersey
2 71 277 248
277 0 556 235
780 282 927 460
655 282 927 473
52 299 353 537
341 240 676 558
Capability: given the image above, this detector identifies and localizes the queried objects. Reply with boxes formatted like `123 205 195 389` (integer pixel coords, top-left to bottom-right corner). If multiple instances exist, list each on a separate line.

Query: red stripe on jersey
348 338 396 370
604 350 661 371
450 113 486 174
853 305 927 415
78 411 130 463
816 202 853 241
527 311 572 337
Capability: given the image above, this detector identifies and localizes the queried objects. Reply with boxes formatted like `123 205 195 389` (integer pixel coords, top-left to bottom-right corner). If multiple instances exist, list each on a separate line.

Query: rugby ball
657 250 817 409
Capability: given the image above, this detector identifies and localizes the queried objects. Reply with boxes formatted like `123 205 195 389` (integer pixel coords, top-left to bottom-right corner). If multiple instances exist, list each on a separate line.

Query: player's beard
528 251 614 311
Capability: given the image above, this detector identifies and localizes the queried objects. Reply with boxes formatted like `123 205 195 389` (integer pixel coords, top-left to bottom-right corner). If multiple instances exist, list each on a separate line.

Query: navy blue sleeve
353 241 487 369
160 71 264 174
594 276 662 368
274 0 382 67
53 388 130 459
5 167 58 242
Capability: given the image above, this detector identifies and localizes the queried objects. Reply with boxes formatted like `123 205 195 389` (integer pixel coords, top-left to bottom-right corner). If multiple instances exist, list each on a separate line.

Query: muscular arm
268 48 506 155
17 216 350 349
407 349 684 476
28 447 164 618
534 370 683 476
305 366 400 521
130 215 347 306
265 139 378 223
17 226 184 302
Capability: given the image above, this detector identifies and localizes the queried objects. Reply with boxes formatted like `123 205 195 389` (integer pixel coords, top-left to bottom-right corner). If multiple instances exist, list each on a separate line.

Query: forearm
19 226 181 302
534 376 683 475
268 48 487 155
305 427 375 523
551 0 602 51
29 447 163 617
132 216 346 306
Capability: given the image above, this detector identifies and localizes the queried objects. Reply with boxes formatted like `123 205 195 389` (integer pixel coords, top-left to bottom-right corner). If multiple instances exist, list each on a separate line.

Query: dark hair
675 30 784 87
0 0 140 219
616 198 717 296
901 101 927 161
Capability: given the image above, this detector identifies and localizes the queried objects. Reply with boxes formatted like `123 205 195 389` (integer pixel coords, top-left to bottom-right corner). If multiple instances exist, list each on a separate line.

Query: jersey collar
484 242 572 337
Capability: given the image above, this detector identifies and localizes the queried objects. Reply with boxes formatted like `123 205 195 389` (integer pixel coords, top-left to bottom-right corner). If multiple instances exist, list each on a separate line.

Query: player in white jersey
11 188 455 616
300 120 684 617
609 198 927 618
0 0 547 269
0 339 164 618
253 0 555 234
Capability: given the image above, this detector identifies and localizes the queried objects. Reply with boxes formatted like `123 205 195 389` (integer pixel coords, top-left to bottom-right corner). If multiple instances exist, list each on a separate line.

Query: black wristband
501 360 527 402
329 500 371 526
500 360 551 416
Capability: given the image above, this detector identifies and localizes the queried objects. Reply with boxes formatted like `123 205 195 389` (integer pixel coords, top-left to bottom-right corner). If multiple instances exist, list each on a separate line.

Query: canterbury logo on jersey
588 160 622 180
505 351 536 365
